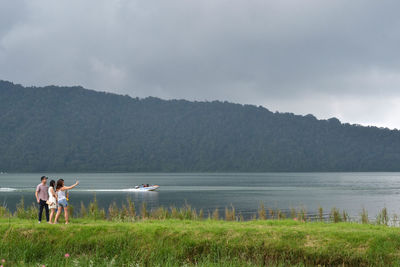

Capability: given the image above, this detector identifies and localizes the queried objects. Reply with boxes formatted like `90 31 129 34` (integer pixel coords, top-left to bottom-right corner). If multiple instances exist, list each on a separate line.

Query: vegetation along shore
1 197 400 266
2 80 400 172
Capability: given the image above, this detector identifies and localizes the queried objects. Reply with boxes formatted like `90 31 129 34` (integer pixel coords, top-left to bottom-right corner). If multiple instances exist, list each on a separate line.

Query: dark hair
41 176 47 181
56 179 64 190
49 180 56 188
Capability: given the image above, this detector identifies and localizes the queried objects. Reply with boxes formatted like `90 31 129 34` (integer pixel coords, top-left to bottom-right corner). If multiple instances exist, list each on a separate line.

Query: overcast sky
1 0 400 128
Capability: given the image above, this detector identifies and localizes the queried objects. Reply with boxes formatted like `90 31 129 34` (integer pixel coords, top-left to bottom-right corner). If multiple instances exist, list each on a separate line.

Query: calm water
1 172 399 219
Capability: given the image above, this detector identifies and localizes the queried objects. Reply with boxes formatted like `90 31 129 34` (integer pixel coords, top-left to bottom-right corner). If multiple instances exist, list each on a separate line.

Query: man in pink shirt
35 176 49 223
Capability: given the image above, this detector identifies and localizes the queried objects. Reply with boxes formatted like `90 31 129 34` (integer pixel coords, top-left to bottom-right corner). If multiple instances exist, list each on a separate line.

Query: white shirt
57 189 66 201
48 187 56 203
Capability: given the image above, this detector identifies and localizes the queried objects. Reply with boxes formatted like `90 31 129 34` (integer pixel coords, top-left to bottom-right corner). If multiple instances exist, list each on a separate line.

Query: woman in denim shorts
54 179 79 224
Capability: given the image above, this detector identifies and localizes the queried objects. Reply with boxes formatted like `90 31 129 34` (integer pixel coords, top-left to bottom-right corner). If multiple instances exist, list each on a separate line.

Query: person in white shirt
47 180 58 224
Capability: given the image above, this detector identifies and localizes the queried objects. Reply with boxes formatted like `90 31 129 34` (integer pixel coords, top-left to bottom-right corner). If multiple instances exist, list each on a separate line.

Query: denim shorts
58 199 68 207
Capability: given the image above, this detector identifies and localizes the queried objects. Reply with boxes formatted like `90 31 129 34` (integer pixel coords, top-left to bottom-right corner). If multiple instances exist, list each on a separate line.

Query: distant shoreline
3 171 400 174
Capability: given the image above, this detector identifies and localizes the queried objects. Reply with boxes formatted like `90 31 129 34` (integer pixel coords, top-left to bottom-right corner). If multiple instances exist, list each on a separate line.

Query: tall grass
290 207 296 219
79 201 87 217
258 203 267 220
14 197 38 220
140 202 148 219
318 206 324 222
225 205 236 221
2 196 399 226
361 208 369 224
376 207 389 226
330 207 342 223
0 206 10 218
87 194 106 220
212 208 219 220
297 207 307 222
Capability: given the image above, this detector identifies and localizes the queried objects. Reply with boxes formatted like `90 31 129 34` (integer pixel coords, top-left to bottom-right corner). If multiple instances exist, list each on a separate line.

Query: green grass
1 218 400 266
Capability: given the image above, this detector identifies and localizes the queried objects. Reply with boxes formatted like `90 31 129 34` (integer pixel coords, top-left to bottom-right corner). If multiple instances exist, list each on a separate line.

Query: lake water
1 172 399 220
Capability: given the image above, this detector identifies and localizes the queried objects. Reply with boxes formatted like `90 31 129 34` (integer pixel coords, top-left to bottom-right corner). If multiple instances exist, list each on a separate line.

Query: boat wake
0 187 17 192
79 188 158 192
0 187 157 193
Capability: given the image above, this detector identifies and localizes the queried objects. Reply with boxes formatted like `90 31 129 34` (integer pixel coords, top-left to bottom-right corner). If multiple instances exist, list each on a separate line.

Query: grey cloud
1 0 400 128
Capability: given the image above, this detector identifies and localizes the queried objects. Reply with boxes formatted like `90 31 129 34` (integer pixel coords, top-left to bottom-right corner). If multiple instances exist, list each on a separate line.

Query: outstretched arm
62 181 79 190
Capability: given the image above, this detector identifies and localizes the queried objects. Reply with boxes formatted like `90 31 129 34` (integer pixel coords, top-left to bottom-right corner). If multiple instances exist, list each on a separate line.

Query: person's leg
64 206 69 224
38 200 44 222
49 208 55 224
55 206 62 223
44 203 49 222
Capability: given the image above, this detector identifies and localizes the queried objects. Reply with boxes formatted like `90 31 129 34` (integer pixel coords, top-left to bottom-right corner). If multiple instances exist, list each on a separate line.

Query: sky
1 0 400 129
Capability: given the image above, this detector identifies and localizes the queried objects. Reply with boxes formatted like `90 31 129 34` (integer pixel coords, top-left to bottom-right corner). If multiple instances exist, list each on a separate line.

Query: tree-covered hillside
1 80 399 172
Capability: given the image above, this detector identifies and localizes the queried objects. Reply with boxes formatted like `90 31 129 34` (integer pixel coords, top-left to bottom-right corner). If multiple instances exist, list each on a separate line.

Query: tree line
1 80 399 172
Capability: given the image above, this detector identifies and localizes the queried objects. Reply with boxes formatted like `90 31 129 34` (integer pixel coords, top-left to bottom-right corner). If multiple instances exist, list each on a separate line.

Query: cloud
1 0 400 128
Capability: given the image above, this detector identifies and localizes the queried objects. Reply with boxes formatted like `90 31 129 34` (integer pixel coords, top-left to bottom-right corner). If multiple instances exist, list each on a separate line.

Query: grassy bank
1 218 400 266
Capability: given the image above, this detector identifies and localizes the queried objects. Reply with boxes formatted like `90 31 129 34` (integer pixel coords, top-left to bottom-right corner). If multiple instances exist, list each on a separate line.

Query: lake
1 172 399 220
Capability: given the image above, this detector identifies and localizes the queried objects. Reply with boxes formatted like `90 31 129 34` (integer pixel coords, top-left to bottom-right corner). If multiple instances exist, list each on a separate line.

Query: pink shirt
36 183 49 201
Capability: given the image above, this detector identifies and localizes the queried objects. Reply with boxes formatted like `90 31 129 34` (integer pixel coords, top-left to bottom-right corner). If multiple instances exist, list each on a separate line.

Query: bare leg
49 209 55 224
55 207 62 223
64 207 69 224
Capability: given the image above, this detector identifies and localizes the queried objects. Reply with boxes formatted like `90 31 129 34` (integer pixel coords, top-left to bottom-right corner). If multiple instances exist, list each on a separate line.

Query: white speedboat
132 185 160 191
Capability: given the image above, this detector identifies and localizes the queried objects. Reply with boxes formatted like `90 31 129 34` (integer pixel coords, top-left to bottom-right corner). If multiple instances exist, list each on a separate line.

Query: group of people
35 176 79 224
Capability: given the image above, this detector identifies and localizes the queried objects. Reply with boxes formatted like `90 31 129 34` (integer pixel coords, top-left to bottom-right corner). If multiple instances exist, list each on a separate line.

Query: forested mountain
1 80 400 172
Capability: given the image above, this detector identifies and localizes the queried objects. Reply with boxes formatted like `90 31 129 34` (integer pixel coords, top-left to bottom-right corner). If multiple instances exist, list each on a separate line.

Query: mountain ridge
1 80 399 172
